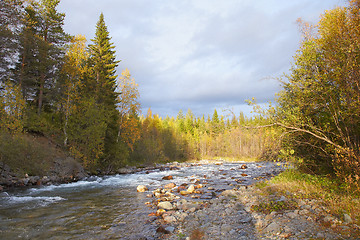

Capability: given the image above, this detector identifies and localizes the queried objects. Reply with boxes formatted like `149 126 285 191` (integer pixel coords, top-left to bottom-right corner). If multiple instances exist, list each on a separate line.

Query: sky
57 0 345 118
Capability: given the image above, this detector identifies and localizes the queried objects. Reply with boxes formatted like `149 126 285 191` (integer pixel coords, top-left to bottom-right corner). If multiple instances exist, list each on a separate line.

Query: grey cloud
58 0 345 117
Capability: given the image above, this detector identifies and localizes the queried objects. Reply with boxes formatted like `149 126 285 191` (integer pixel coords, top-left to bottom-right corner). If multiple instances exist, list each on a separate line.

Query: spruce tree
88 13 120 107
88 13 121 171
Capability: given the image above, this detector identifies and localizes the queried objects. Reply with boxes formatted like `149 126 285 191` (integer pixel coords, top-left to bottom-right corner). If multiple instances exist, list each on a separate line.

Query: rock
264 222 281 233
117 167 134 174
164 226 175 233
299 209 310 215
239 217 252 223
240 164 248 169
316 232 325 239
156 209 166 216
221 189 238 198
163 215 177 223
255 219 266 229
176 212 188 222
180 202 199 212
323 215 334 222
158 201 174 210
162 175 173 180
137 185 148 192
221 224 233 232
164 182 176 189
201 192 215 199
287 211 298 219
189 207 196 213
187 184 195 193
180 190 191 195
280 232 292 238
279 195 287 201
156 225 172 234
344 213 352 224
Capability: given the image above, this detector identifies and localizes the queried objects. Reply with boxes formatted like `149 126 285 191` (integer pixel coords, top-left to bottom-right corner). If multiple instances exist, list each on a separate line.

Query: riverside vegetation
1 0 360 238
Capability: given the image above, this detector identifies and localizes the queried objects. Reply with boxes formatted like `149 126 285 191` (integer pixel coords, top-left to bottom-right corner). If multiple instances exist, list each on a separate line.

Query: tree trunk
38 73 45 115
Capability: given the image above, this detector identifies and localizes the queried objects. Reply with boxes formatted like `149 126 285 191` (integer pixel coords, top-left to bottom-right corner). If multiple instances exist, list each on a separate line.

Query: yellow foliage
0 81 26 133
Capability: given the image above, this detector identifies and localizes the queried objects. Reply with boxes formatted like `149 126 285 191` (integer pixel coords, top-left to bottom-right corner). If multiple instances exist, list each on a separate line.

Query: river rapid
0 161 284 239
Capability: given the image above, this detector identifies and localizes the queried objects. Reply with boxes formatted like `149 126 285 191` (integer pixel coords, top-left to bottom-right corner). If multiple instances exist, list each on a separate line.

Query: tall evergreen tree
88 13 121 171
88 13 120 107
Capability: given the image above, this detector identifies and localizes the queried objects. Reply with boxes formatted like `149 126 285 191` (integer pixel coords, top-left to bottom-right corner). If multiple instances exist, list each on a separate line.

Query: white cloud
58 0 345 117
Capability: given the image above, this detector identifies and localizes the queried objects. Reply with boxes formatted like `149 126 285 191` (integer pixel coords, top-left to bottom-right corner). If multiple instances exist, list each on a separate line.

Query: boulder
137 185 148 192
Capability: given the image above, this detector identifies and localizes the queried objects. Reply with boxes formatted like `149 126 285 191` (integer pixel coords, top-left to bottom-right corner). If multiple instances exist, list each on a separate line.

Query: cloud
58 0 345 117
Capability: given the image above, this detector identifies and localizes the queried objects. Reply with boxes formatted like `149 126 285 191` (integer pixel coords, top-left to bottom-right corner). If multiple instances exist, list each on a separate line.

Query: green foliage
276 2 360 189
67 98 107 170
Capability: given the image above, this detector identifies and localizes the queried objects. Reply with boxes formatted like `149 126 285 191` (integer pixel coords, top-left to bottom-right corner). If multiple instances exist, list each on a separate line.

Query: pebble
164 182 176 189
136 185 148 192
158 201 174 210
163 215 177 223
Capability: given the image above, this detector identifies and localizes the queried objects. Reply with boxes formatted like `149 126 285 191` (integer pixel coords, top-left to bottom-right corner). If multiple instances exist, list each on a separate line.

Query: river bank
136 160 359 240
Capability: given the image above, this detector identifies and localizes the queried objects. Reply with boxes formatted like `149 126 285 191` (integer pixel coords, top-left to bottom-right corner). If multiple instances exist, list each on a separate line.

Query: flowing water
0 161 283 239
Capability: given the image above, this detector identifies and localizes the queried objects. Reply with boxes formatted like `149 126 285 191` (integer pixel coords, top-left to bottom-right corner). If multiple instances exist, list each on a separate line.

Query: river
0 161 283 239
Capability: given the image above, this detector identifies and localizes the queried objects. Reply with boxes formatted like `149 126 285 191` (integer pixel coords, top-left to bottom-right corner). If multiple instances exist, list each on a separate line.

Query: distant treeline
130 109 278 166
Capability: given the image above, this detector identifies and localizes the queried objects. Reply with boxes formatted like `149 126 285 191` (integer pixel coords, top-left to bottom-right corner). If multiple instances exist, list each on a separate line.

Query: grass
257 168 360 226
0 131 60 176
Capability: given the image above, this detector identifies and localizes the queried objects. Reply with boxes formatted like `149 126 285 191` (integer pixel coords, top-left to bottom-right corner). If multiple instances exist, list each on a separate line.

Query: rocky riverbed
137 161 359 240
1 160 358 239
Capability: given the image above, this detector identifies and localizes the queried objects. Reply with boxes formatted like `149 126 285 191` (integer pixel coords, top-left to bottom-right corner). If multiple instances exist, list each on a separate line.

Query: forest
0 0 359 193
